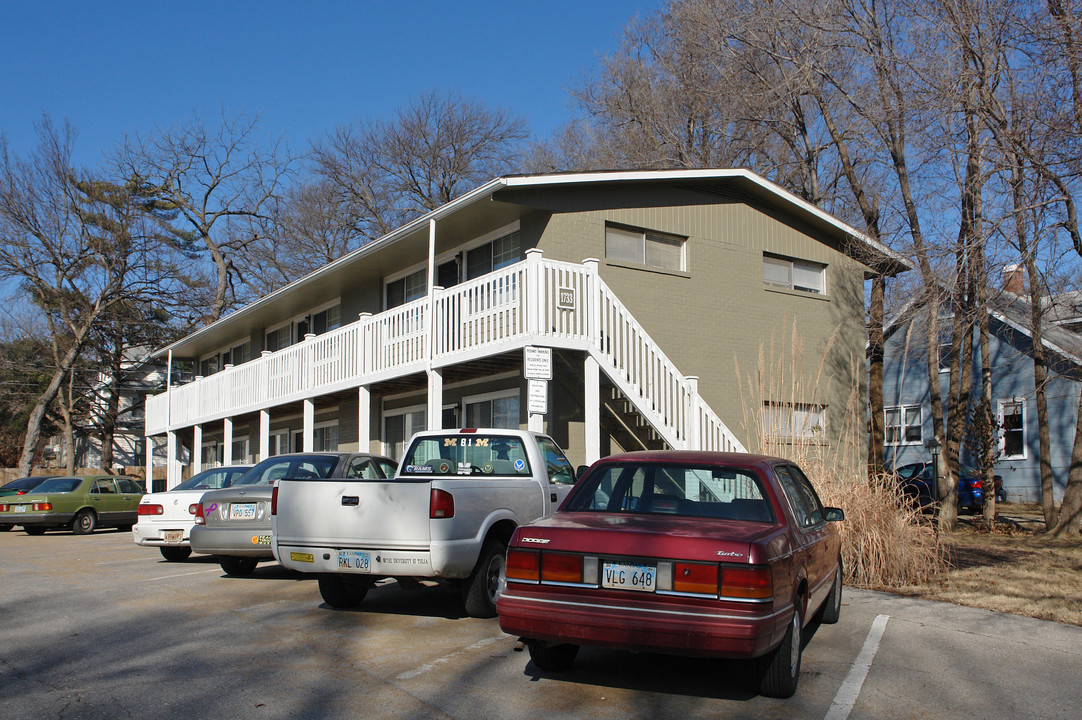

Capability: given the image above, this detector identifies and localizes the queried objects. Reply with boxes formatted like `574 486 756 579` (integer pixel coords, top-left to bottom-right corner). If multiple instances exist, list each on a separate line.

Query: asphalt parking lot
1 529 1080 720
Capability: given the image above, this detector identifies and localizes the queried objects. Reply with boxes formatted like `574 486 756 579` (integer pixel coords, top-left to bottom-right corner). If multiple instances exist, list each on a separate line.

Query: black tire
463 538 506 618
72 510 96 535
757 603 802 698
819 565 842 625
25 526 47 536
526 640 579 672
318 574 370 609
218 556 258 576
160 546 192 562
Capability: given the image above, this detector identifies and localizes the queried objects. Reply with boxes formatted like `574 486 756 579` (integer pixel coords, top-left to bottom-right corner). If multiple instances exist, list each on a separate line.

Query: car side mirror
575 465 589 481
824 507 845 522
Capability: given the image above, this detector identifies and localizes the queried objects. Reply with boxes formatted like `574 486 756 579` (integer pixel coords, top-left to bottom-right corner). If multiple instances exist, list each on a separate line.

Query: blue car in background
892 462 993 513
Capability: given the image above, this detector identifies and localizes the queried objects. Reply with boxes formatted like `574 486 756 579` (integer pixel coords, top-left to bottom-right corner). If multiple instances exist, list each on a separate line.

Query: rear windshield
400 435 532 477
27 478 83 494
234 456 340 485
565 462 774 522
173 467 250 491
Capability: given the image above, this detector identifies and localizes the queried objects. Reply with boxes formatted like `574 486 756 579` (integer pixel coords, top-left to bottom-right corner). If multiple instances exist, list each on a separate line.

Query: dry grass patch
894 505 1082 626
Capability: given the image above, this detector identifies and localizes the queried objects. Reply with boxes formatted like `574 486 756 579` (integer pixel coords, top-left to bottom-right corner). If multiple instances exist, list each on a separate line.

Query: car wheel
526 640 579 672
25 526 47 536
218 556 258 576
72 510 96 535
757 602 802 698
317 574 369 609
160 546 192 562
463 538 506 618
819 564 842 625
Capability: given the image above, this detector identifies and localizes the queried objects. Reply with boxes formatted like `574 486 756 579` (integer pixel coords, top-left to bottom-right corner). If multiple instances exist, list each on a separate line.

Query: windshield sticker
514 459 526 472
482 462 493 474
406 465 434 474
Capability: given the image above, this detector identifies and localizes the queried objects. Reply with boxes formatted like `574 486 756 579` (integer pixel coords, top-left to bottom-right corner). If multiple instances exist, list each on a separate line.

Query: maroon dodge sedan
496 451 844 698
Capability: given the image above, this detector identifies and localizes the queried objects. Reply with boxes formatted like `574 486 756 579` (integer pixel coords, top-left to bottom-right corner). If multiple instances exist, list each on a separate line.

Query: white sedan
133 465 252 561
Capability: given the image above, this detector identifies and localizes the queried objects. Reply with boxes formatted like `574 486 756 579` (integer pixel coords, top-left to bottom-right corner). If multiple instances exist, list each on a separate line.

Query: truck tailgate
275 479 431 550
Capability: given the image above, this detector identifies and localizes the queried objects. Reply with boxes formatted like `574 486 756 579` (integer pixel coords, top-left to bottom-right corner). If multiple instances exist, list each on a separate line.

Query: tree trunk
16 342 83 477
867 274 886 479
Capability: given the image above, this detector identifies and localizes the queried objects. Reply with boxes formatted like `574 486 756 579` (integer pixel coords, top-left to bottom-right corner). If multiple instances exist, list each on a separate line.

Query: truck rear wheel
463 539 506 618
318 574 369 609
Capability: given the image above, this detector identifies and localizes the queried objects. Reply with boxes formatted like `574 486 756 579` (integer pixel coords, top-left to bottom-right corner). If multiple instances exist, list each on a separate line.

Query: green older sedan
0 475 144 535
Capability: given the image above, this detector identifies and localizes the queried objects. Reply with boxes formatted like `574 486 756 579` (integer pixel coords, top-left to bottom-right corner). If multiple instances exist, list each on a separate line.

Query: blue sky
0 1 663 168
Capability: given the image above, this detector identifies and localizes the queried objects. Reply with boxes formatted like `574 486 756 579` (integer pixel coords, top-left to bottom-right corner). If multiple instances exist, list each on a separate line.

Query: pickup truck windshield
400 435 533 477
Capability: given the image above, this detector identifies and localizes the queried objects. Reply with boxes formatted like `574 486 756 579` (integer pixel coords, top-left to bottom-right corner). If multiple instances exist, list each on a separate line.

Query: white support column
259 410 270 460
687 376 701 451
192 425 202 475
144 435 154 493
583 258 600 346
525 248 543 340
585 354 600 464
223 418 233 466
358 386 371 454
166 430 178 490
427 368 443 430
303 399 314 451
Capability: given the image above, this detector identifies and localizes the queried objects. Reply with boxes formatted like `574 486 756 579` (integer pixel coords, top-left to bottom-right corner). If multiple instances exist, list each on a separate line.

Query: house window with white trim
763 254 826 294
999 399 1026 459
313 422 339 452
466 230 522 280
386 268 427 309
465 390 520 430
383 406 426 460
606 224 686 271
231 436 250 464
268 430 289 456
885 405 923 445
763 402 825 439
265 324 291 352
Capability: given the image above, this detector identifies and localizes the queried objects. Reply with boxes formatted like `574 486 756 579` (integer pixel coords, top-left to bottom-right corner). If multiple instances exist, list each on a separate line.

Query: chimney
1003 264 1025 294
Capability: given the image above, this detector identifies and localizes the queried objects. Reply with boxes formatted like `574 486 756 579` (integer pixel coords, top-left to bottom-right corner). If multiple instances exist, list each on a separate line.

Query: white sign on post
523 346 552 380
528 379 548 414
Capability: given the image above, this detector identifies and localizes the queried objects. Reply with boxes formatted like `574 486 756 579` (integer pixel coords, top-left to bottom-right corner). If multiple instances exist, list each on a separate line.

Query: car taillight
541 552 583 584
505 548 540 582
673 562 719 595
271 484 279 515
32 502 52 511
0 504 8 512
188 504 199 515
138 504 164 516
194 503 206 525
721 565 773 599
430 488 454 518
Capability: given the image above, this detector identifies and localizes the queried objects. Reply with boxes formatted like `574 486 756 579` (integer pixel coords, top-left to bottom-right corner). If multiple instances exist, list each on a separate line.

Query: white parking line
396 636 505 680
824 614 889 720
140 568 224 582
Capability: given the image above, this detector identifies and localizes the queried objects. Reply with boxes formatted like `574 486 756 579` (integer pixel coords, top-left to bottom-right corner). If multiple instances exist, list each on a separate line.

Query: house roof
154 168 912 360
884 286 1082 368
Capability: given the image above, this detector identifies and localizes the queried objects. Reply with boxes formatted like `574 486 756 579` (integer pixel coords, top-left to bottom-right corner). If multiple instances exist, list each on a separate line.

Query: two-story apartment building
144 169 908 488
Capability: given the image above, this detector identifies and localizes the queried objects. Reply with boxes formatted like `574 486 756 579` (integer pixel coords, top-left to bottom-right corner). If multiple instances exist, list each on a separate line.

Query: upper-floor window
264 302 342 351
999 399 1026 459
763 254 826 294
265 325 292 353
885 405 922 445
606 224 685 271
386 268 427 309
467 230 522 280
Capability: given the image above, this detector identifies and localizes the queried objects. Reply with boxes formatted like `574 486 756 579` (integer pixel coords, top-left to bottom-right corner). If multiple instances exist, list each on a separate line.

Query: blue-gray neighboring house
882 269 1082 503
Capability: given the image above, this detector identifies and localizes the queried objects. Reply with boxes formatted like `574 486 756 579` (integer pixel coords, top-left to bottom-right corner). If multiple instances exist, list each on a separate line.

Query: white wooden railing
145 251 744 453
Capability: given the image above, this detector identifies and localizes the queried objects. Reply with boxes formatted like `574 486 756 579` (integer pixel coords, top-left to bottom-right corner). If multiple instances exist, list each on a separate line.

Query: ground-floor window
999 399 1026 459
201 442 219 468
313 422 338 452
885 404 923 445
269 430 289 456
763 402 825 439
384 406 426 460
231 436 250 464
464 390 519 429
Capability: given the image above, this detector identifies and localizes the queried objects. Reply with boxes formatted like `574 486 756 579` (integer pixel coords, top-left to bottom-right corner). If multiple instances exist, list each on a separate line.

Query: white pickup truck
272 428 577 617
